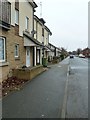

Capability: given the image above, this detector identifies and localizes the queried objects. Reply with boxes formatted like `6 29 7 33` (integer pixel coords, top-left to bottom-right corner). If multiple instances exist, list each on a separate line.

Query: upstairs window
42 28 44 36
0 37 6 62
25 16 29 30
0 1 11 29
15 9 19 25
15 44 19 57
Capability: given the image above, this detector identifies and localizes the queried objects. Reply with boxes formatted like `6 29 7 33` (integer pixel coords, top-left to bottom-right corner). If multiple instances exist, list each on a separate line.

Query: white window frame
15 9 19 25
25 16 29 30
15 44 19 58
0 37 6 62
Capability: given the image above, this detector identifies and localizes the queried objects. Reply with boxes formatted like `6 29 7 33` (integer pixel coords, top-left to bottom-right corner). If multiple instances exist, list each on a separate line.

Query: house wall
37 22 42 43
8 0 15 26
34 19 37 39
0 26 26 81
30 47 33 67
82 48 90 57
44 29 49 46
19 1 33 36
8 0 33 36
48 51 54 57
56 50 59 56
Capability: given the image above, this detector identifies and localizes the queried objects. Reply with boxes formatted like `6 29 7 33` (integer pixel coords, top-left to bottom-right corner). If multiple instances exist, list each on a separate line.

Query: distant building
81 47 90 57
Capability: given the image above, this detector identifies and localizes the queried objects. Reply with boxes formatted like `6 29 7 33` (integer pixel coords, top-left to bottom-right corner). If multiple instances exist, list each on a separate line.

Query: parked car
79 54 85 58
70 55 74 58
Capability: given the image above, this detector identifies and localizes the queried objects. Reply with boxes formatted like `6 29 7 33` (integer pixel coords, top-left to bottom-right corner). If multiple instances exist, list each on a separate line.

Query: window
0 37 5 62
46 38 48 45
42 28 44 36
15 44 19 57
0 1 11 28
15 9 19 25
25 16 29 30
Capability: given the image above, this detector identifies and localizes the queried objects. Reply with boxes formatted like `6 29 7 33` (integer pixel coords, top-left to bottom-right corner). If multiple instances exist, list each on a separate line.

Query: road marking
61 65 69 118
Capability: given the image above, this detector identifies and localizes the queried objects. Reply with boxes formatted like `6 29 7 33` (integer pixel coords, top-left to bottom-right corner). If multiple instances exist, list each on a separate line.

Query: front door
37 50 40 64
26 47 30 67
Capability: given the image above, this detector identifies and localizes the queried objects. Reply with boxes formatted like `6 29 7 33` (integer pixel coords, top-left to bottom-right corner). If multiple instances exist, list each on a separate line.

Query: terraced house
0 0 52 82
34 15 52 63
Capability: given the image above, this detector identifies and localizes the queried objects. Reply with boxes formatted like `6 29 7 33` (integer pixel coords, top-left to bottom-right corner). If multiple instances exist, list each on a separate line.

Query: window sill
0 62 9 67
15 23 19 26
15 57 20 60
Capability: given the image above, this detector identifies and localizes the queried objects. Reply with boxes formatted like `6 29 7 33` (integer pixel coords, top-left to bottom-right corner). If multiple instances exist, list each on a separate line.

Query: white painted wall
34 19 37 39
44 29 49 46
8 0 33 36
37 22 42 43
19 1 33 36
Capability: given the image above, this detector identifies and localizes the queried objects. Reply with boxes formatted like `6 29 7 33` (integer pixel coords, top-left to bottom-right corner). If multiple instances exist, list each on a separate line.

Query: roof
28 0 38 8
34 15 43 26
49 43 56 48
39 18 46 25
82 47 90 52
56 47 61 52
44 25 52 36
34 15 52 35
44 45 54 52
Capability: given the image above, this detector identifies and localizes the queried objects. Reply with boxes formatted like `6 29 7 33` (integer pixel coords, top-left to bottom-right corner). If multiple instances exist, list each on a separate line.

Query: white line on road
61 65 69 119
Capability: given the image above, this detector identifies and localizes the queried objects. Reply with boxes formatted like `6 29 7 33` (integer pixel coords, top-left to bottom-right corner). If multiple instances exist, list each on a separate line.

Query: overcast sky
34 0 88 51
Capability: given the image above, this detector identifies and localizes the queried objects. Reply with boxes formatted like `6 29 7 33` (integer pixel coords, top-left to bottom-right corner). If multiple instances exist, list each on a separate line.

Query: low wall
0 65 9 82
13 65 45 80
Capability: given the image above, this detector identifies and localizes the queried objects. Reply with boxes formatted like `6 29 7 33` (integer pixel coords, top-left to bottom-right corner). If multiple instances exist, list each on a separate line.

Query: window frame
15 44 19 58
25 16 29 30
15 9 19 25
42 28 44 37
0 37 6 62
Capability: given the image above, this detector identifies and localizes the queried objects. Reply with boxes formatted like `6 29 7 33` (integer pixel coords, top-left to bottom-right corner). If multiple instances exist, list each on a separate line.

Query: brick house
81 47 90 57
0 0 41 82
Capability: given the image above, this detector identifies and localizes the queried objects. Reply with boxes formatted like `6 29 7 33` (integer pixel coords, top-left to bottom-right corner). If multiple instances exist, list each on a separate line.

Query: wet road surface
2 57 88 118
66 57 88 118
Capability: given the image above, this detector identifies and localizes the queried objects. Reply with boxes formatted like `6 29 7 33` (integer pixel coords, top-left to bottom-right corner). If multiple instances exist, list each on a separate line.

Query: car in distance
79 54 85 58
70 55 74 58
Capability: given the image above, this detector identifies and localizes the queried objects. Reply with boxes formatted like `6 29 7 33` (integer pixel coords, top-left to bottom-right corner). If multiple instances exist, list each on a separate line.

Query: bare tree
76 48 82 55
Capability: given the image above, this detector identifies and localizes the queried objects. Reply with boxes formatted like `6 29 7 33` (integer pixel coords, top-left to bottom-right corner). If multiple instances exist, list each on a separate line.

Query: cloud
35 0 88 51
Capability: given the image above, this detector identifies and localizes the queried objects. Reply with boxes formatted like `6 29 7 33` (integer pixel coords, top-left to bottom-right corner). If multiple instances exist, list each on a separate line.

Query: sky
34 0 88 51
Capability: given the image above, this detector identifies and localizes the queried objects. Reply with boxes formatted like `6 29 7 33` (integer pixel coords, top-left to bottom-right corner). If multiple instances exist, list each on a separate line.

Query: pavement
2 58 69 118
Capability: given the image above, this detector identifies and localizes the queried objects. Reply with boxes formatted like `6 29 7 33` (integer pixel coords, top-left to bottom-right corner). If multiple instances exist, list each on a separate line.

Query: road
66 56 88 118
2 58 69 118
2 57 88 118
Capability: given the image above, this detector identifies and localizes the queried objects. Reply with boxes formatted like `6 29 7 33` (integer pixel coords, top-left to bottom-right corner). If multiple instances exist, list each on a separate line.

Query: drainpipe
32 8 34 37
33 8 35 66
